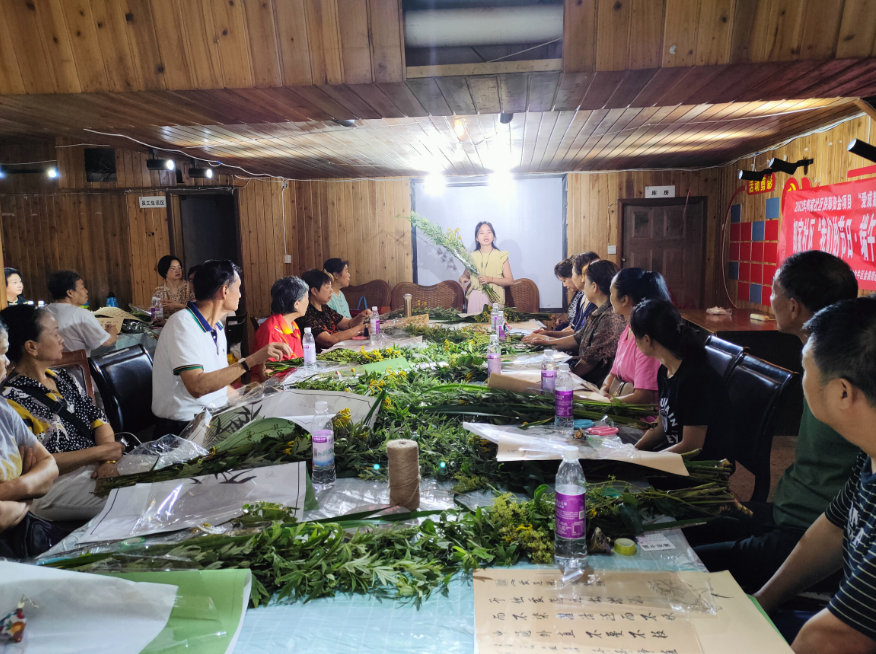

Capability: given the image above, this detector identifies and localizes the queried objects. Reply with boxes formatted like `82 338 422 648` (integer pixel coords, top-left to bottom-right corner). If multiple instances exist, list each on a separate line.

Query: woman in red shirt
253 276 309 381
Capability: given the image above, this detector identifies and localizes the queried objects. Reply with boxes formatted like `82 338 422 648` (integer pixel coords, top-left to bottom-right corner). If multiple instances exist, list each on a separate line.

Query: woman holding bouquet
459 222 514 314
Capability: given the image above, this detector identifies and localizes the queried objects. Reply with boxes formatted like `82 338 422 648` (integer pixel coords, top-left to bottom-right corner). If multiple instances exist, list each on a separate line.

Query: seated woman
296 270 371 352
459 221 514 314
0 305 124 522
4 268 27 306
153 255 193 317
253 276 309 381
630 299 735 462
531 260 625 386
528 252 600 340
600 268 672 405
324 258 354 319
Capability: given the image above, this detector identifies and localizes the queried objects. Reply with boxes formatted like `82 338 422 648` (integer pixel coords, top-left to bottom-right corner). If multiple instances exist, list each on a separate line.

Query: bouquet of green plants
459 305 552 324
403 212 501 304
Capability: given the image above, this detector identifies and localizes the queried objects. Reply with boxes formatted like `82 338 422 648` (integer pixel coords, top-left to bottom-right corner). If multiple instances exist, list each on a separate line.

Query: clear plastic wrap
115 435 208 476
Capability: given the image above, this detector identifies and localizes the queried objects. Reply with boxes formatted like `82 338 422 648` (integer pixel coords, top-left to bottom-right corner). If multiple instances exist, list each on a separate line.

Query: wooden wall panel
126 190 170 306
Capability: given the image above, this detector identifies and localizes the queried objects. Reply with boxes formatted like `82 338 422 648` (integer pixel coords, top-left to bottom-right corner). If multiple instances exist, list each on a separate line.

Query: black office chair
726 354 797 503
704 336 746 382
89 345 156 436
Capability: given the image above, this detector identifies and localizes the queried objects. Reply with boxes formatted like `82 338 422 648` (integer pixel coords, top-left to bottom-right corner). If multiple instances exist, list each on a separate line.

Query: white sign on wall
645 185 676 198
139 196 167 209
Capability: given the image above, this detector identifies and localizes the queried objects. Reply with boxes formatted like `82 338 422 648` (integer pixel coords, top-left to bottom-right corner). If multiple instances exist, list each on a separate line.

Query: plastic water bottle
490 303 500 333
150 294 163 322
311 401 336 489
302 327 317 368
370 307 380 343
554 363 574 434
541 349 557 395
487 334 502 375
106 292 119 308
37 300 44 308
555 446 587 570
497 309 507 341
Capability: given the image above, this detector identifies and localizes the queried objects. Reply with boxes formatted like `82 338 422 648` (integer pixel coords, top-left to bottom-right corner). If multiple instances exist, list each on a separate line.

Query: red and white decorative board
779 177 876 290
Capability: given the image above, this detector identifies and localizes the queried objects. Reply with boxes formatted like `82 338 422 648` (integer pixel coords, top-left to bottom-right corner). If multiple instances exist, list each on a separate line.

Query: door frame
617 196 709 308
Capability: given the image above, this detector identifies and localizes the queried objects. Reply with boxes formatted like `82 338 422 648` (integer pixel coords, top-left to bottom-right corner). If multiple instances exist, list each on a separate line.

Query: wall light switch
284 254 292 264
607 245 617 255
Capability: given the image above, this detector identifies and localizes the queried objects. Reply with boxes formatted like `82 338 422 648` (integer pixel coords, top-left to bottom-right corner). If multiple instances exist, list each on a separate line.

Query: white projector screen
412 176 565 309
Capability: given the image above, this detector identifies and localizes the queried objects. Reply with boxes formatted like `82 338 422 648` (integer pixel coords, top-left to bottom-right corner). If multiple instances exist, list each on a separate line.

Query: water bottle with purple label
490 303 500 333
487 334 502 375
312 401 335 489
555 446 587 569
541 349 556 395
302 327 317 369
554 363 574 434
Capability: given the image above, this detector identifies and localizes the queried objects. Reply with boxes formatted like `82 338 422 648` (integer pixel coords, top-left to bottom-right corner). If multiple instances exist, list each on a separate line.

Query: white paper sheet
80 461 307 543
324 336 424 352
464 422 689 476
0 562 176 654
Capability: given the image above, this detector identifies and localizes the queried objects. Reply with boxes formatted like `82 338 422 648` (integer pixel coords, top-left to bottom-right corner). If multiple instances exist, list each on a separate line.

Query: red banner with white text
779 178 876 290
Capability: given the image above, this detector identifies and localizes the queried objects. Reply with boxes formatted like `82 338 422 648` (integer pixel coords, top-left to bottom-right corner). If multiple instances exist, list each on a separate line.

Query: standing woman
153 255 193 317
323 258 353 319
459 222 514 314
631 299 735 463
253 276 309 382
600 268 672 405
4 268 26 306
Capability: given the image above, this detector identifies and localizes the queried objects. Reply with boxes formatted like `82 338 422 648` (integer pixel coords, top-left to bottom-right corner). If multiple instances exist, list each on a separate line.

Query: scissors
586 426 619 436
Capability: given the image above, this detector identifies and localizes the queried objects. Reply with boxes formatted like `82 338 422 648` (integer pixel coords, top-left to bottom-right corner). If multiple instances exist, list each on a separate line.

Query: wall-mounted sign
645 185 675 198
139 196 166 209
746 174 776 195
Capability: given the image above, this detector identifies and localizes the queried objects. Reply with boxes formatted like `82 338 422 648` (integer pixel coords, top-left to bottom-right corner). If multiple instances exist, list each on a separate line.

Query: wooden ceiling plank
791 57 876 99
760 0 805 62
694 0 734 65
304 0 345 86
571 107 627 169
655 64 727 106
346 84 406 118
728 0 766 63
562 0 597 73
149 0 195 90
836 0 876 58
595 0 631 72
497 73 530 113
527 72 561 112
173 0 223 89
283 86 356 121
144 89 249 125
578 107 644 167
405 79 454 116
230 88 312 122
375 82 427 117
0 2 26 94
242 0 284 88
685 61 766 104
0 0 59 93
734 58 825 101
272 0 314 86
122 0 169 91
209 0 255 88
434 77 477 115
57 0 110 93
318 84 383 119
34 0 82 94
465 77 502 114
799 0 844 60
544 109 593 170
661 0 702 68
368 0 404 84
337 0 373 84
760 58 859 100
552 73 594 111
603 68 657 109
627 67 690 106
261 87 333 121
628 0 665 69
579 70 628 110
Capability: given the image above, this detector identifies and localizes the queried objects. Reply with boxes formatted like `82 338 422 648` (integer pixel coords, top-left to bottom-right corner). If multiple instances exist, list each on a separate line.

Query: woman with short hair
323 258 353 319
153 255 193 316
296 270 371 352
253 276 309 381
4 268 26 306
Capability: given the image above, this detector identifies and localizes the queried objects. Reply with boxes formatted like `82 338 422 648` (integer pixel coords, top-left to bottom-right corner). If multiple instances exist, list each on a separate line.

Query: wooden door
621 199 706 309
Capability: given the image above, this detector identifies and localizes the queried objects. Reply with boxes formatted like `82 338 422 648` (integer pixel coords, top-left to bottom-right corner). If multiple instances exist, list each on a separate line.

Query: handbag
3 383 93 443
0 511 70 559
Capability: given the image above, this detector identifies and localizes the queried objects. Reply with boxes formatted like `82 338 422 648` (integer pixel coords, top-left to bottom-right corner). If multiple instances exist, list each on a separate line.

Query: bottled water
497 309 507 341
487 334 502 375
541 349 557 395
554 363 574 434
490 303 500 333
555 446 587 570
370 307 380 343
302 327 317 368
150 294 164 322
311 401 336 489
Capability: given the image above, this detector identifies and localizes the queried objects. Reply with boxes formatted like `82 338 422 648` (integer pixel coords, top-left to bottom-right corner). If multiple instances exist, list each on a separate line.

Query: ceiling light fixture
333 119 356 128
188 164 213 179
738 169 773 182
499 113 514 124
767 157 813 175
848 139 876 164
46 167 58 179
146 149 175 171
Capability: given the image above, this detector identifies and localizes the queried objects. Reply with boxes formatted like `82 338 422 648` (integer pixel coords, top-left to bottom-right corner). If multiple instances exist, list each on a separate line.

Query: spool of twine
387 439 420 510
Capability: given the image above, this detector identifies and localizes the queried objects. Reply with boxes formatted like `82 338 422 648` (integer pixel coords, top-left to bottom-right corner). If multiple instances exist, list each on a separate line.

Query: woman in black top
630 299 735 463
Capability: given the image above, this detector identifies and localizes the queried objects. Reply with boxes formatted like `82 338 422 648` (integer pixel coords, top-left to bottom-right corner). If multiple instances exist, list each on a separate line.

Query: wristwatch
240 358 251 373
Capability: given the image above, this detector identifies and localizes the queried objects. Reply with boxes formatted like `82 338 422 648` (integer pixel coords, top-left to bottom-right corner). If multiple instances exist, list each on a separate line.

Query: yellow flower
465 372 473 381
383 397 392 409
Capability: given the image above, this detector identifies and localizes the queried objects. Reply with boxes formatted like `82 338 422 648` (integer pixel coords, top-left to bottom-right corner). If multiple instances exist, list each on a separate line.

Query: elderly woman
4 268 26 307
324 258 353 319
253 276 309 381
297 269 370 352
153 255 193 316
531 260 625 386
0 304 123 521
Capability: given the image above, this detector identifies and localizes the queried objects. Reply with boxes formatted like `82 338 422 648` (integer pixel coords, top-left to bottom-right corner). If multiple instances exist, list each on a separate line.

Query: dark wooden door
621 199 705 309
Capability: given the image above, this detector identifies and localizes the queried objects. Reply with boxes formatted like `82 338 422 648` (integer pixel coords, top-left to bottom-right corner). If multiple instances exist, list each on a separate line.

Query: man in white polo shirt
45 270 119 357
152 260 290 436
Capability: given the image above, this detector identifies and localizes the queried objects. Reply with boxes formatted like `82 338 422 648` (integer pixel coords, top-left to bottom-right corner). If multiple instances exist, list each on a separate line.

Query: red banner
779 178 876 290
746 173 776 195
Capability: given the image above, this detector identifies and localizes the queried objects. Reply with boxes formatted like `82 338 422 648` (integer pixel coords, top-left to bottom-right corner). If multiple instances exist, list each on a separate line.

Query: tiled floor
729 435 797 502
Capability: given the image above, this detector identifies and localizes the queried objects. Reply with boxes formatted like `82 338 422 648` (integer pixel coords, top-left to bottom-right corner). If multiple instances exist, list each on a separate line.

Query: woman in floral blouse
153 255 194 317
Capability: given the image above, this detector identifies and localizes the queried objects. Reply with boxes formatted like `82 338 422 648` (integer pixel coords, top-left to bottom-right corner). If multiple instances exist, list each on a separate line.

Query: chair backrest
342 280 392 312
57 349 94 399
725 354 797 503
704 335 746 383
225 312 247 347
250 316 261 333
505 278 540 312
391 281 465 310
89 345 155 435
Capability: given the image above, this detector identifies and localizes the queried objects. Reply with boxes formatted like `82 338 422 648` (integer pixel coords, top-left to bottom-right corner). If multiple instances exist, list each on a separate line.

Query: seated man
45 270 118 357
755 296 876 652
690 251 860 591
152 260 291 437
1 304 123 522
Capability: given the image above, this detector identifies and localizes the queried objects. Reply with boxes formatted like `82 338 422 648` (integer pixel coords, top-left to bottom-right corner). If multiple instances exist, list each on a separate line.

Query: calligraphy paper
94 307 144 322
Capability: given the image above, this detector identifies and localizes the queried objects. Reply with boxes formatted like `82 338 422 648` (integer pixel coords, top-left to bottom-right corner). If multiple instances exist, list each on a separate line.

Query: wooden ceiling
0 0 876 177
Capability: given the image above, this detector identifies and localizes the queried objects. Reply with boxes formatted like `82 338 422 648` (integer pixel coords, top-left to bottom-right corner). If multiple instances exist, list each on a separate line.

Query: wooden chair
56 349 94 399
505 278 540 312
391 281 465 311
342 280 392 313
